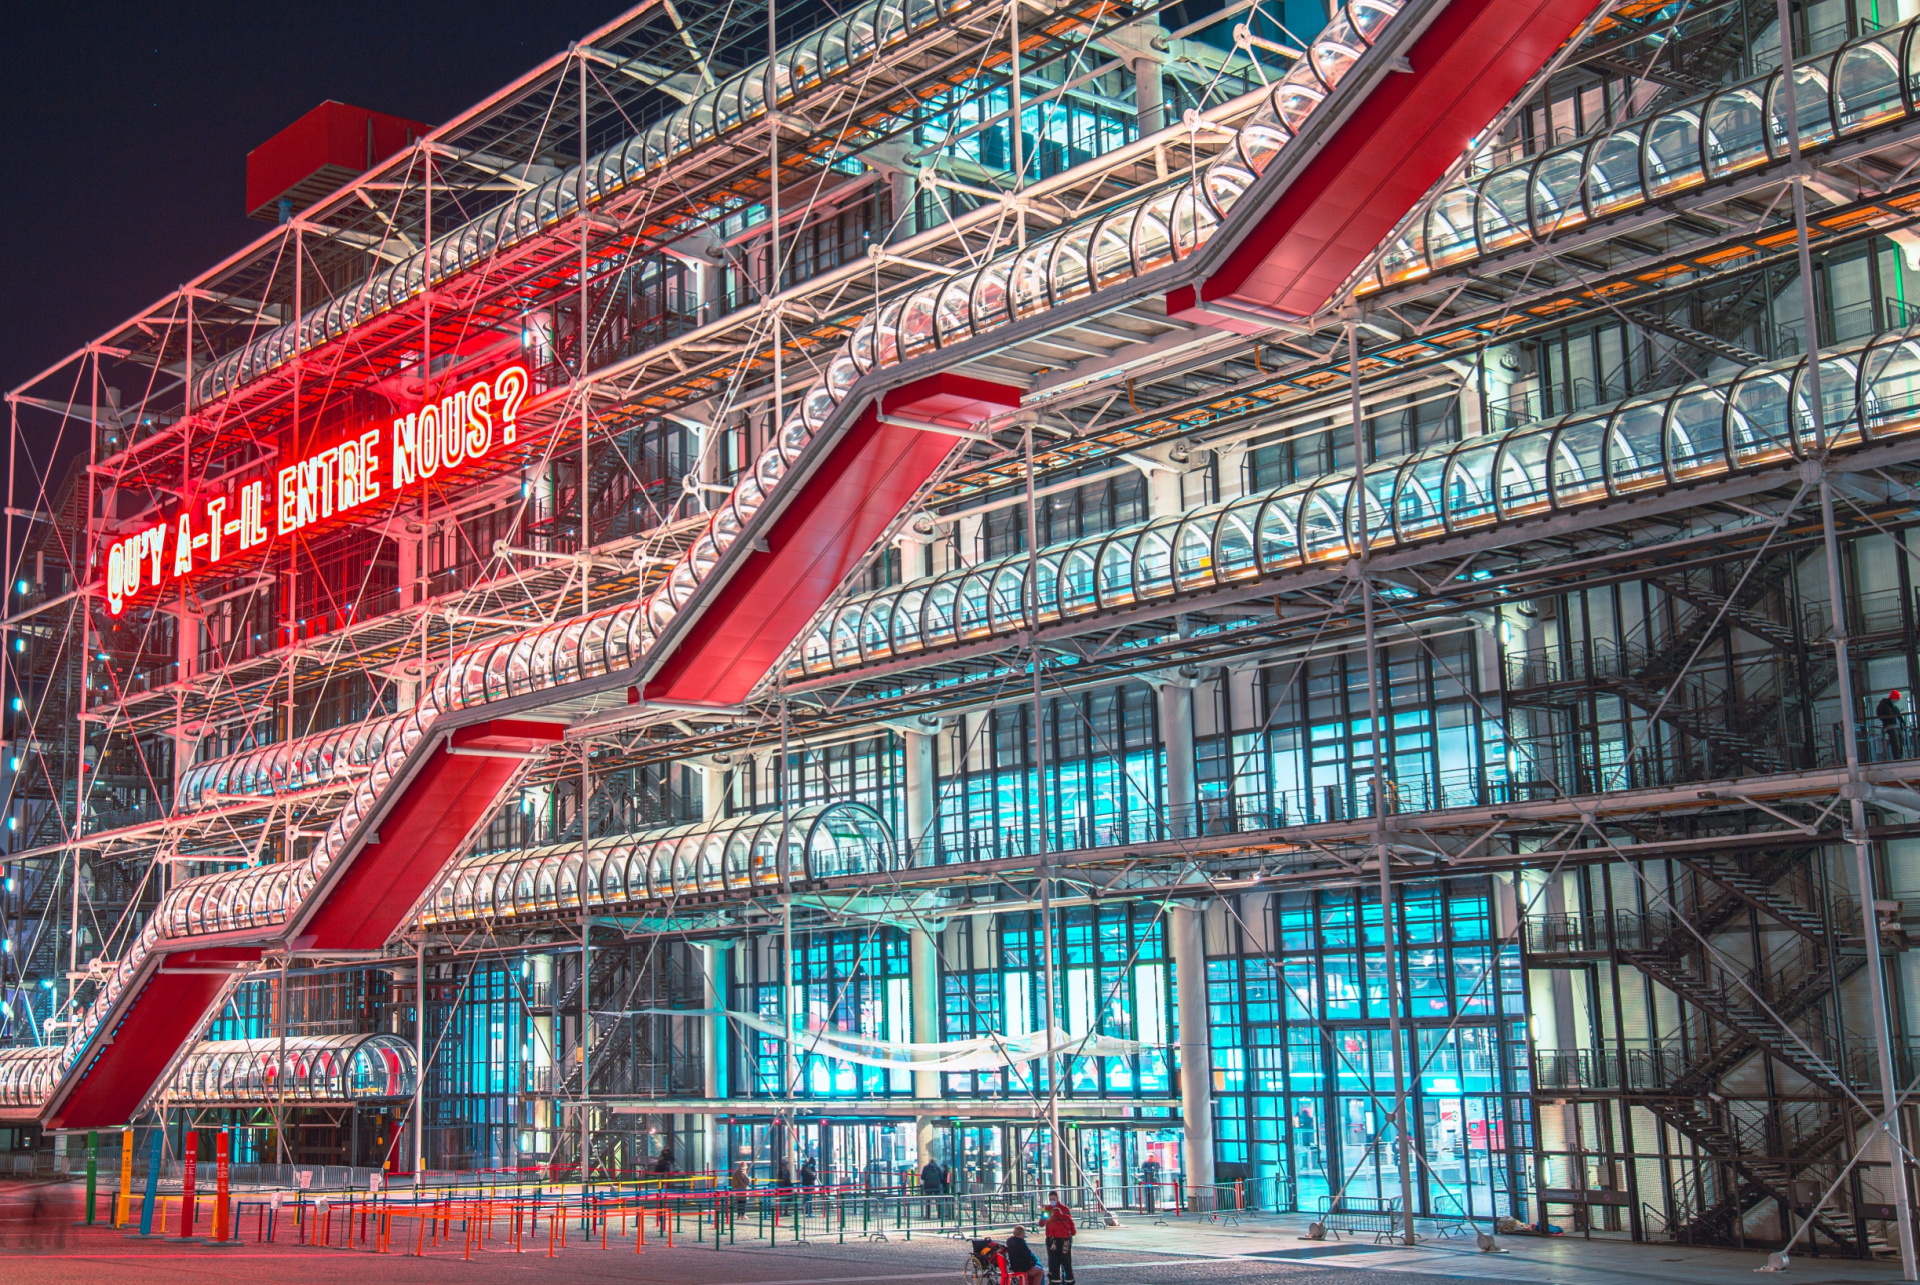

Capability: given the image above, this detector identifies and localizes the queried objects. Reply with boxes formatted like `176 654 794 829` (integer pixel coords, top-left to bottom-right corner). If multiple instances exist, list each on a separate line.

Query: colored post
116 1128 134 1226
181 1131 198 1238
138 1131 161 1236
214 1130 232 1241
85 1130 98 1223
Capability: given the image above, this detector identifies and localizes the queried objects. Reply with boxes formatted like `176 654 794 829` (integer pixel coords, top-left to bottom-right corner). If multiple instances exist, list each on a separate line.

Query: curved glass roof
0 1047 59 1110
1357 19 1920 291
2 1035 416 1110
791 323 1920 678
175 714 409 815
420 802 893 926
162 1034 416 1106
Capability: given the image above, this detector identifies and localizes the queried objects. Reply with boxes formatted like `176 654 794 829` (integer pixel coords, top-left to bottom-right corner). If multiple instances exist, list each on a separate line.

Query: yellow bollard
115 1128 134 1227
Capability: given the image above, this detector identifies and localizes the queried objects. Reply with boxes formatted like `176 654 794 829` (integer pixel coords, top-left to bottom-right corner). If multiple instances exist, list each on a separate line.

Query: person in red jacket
1043 1193 1075 1285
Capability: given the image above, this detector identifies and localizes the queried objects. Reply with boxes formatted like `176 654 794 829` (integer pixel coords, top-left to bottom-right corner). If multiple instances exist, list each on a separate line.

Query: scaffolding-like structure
9 0 1920 1263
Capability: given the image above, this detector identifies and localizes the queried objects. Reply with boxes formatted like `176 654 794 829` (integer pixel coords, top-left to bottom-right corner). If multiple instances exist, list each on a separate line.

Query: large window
933 683 1162 859
738 928 913 1099
1209 881 1529 1218
941 905 1174 1100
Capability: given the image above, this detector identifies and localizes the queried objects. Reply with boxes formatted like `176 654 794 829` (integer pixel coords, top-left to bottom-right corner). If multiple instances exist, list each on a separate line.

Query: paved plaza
0 1181 1908 1285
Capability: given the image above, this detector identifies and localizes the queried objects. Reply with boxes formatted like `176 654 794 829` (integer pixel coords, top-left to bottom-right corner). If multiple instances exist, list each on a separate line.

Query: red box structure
246 101 429 221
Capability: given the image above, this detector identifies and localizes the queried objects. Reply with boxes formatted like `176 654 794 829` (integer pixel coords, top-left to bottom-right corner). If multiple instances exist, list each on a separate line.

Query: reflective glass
1607 395 1670 490
1645 109 1704 195
1495 430 1552 515
1443 440 1500 528
1835 32 1906 132
1667 383 1730 476
1586 129 1644 216
1729 365 1797 464
1550 419 1607 503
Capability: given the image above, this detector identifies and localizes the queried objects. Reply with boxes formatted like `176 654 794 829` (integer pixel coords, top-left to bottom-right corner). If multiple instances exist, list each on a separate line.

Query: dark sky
0 0 624 404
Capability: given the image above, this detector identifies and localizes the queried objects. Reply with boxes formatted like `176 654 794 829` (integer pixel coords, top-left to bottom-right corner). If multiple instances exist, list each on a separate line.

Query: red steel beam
1170 0 1600 324
644 373 1022 707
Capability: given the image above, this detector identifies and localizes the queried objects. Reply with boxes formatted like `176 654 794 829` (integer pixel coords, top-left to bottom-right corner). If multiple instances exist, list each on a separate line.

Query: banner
614 1008 1147 1072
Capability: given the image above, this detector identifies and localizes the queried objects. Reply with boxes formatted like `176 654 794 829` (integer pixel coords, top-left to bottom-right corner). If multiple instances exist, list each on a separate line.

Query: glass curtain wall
422 959 540 1172
1244 635 1506 824
736 927 914 1100
1207 880 1530 1218
934 683 1163 860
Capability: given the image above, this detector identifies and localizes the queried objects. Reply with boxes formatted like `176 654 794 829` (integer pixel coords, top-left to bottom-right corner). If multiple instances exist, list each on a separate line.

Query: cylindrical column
1133 55 1164 136
910 927 941 1100
695 259 721 326
1158 682 1196 839
700 940 732 1173
903 730 937 860
1169 903 1214 1207
697 763 728 822
910 925 942 1168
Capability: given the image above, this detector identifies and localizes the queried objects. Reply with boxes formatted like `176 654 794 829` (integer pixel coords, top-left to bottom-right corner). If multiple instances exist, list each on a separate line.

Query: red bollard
180 1133 199 1239
213 1131 231 1242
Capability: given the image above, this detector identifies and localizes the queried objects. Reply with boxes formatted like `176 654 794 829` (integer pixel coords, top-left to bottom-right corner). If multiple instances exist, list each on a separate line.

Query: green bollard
85 1131 98 1224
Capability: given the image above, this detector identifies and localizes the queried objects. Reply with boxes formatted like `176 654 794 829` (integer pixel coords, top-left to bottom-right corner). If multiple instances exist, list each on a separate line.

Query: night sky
0 0 626 409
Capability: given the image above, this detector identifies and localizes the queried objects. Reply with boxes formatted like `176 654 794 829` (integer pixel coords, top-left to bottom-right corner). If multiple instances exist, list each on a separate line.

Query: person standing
730 1156 751 1216
1879 690 1906 759
920 1154 943 1219
1139 1156 1161 1213
799 1155 818 1216
1044 1192 1076 1285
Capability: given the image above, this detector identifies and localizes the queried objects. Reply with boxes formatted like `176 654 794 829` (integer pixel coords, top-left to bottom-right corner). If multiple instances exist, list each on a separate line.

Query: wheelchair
964 1239 1004 1285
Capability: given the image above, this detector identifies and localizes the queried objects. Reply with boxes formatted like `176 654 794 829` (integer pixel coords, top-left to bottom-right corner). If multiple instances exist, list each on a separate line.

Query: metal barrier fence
87 1176 1262 1252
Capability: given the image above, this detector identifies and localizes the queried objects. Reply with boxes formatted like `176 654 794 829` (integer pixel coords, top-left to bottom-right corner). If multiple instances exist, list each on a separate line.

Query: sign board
104 362 530 615
1539 1187 1630 1207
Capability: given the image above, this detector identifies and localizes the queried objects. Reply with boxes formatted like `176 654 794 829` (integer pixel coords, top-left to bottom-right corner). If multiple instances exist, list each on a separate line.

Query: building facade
4 0 1920 1258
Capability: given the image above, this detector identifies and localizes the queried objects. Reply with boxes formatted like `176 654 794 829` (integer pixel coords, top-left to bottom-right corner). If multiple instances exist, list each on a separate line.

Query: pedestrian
652 1143 675 1176
1880 690 1906 759
1139 1156 1161 1213
730 1156 751 1216
920 1154 943 1219
1044 1192 1076 1285
776 1156 795 1219
1004 1225 1045 1285
800 1155 817 1215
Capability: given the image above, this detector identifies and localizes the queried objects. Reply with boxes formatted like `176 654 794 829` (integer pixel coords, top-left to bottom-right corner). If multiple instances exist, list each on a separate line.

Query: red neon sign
104 363 529 616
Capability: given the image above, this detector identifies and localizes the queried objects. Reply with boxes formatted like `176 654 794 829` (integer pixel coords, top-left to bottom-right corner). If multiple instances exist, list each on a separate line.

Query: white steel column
910 925 942 1164
1169 903 1214 1207
1157 679 1196 839
903 729 937 860
696 761 729 822
1133 56 1164 135
1773 0 1917 1269
700 940 732 1173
